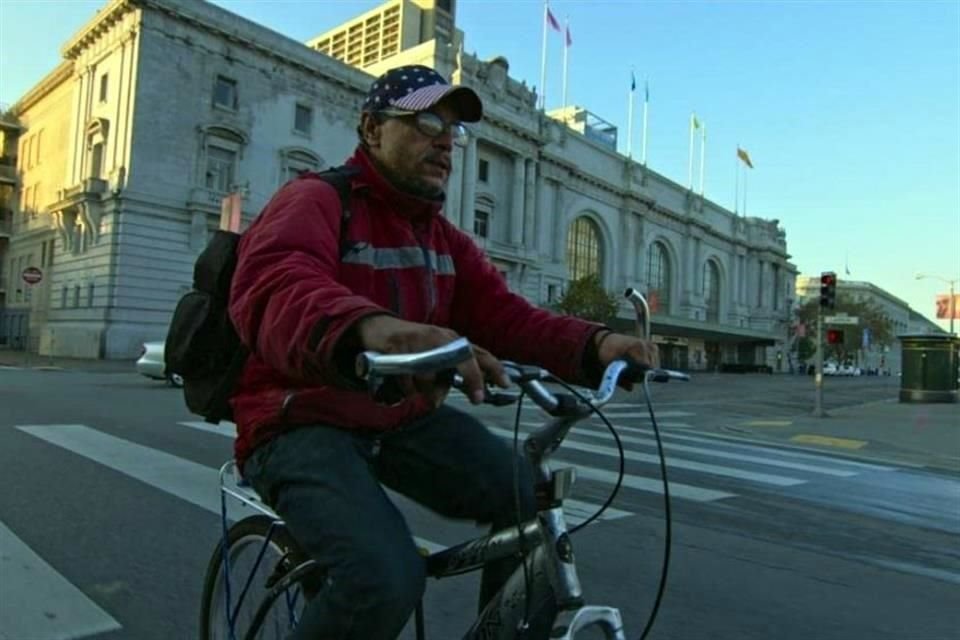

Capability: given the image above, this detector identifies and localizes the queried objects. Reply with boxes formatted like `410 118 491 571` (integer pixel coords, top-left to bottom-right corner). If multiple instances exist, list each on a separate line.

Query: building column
445 144 463 227
460 136 477 235
552 181 566 262
731 250 740 306
510 154 525 245
620 211 635 287
523 158 536 248
534 171 547 255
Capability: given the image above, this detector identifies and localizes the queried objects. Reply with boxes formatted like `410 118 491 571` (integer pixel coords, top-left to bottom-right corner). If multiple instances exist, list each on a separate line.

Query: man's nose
433 129 453 150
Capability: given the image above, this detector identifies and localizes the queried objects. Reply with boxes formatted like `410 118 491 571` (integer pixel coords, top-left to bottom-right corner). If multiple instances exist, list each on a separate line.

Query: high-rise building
307 0 462 79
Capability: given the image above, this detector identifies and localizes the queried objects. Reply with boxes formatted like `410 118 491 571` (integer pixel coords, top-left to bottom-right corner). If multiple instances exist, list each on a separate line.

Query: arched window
703 260 721 323
566 216 601 281
201 125 247 193
280 148 322 183
646 241 671 314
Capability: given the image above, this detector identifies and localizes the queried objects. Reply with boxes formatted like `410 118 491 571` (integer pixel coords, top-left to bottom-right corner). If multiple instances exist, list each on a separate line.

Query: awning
608 314 778 346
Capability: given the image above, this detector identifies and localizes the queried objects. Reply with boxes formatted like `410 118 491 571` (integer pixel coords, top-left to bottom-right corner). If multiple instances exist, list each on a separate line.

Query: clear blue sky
2 0 958 329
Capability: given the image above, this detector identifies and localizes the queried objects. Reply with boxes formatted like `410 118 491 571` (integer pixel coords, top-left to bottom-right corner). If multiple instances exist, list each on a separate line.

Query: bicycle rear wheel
199 515 316 640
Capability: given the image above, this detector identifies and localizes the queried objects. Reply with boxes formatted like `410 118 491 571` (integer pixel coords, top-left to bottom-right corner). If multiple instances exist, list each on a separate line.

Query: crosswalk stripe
532 422 862 477
0 520 122 640
183 421 731 501
15 424 450 554
553 420 893 472
489 426 803 486
178 422 632 525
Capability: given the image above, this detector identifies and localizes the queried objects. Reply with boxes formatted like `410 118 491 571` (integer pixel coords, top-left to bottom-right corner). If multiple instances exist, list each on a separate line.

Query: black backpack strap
207 166 360 423
308 165 360 259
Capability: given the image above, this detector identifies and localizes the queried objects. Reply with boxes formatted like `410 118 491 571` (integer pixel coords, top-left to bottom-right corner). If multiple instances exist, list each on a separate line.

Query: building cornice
11 61 74 116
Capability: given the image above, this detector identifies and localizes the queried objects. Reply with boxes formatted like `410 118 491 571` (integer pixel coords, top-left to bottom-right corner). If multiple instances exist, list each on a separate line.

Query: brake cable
511 373 672 640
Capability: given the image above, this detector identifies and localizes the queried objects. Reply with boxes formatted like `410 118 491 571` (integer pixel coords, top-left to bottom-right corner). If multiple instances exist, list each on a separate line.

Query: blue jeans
242 405 536 640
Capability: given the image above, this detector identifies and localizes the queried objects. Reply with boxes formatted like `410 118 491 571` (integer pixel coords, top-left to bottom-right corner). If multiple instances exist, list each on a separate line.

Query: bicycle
199 288 689 640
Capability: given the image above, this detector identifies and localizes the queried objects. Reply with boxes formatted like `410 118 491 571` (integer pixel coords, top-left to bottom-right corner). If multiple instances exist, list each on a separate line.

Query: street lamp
915 273 958 335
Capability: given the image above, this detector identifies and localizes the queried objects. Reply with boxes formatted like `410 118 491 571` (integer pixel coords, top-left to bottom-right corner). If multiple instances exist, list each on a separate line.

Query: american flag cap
362 65 482 122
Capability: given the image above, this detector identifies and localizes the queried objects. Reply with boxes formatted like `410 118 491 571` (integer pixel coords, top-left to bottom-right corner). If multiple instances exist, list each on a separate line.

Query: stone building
3 0 796 370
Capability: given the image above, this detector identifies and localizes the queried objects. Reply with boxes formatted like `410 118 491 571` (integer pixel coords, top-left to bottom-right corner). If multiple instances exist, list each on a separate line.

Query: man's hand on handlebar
355 315 510 406
595 331 660 390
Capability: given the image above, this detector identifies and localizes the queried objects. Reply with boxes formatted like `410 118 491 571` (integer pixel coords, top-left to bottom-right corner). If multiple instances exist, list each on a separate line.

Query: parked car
823 362 839 376
135 341 183 387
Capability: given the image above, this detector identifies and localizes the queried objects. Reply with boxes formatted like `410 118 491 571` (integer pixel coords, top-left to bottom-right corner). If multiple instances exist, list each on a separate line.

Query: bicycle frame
215 408 625 639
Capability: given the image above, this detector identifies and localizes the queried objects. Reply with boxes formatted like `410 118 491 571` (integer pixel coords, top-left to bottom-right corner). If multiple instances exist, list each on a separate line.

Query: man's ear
360 113 381 149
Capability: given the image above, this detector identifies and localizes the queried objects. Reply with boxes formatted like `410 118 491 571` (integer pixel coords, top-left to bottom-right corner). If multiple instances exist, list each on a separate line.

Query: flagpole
699 122 707 196
734 146 740 214
641 80 649 166
539 1 548 110
627 70 635 158
688 112 695 190
562 16 569 107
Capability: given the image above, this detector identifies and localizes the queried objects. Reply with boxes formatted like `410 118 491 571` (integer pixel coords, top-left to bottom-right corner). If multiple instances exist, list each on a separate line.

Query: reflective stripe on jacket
228 147 601 468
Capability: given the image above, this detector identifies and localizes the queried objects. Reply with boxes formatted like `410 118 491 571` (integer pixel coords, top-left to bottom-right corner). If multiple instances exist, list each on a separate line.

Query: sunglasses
377 109 469 145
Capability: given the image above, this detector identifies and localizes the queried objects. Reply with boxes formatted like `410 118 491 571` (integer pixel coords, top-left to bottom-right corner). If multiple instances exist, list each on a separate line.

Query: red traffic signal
819 271 837 310
826 329 844 345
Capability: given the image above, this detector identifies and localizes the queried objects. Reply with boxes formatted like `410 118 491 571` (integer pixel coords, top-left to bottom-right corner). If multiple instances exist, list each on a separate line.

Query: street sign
21 266 43 286
824 315 858 325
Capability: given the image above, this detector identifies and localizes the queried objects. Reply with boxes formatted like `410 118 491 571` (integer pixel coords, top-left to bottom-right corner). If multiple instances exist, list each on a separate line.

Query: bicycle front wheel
199 515 315 640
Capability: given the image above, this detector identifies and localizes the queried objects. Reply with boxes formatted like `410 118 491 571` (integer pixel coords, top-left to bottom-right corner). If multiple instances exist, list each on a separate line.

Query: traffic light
819 272 837 310
826 329 844 345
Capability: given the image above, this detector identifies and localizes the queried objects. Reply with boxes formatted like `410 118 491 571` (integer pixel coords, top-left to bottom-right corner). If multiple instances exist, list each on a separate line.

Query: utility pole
814 303 826 417
814 271 836 418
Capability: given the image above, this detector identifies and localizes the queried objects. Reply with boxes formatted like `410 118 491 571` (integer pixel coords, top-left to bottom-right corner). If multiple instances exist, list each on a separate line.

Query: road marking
0 520 122 640
537 423 860 477
594 424 893 471
790 434 868 450
741 420 794 427
15 424 450 555
595 410 696 419
180 422 634 525
489 426 804 486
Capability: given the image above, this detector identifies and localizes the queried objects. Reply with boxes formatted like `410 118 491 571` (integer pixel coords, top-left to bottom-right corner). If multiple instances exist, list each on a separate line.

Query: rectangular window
213 75 238 110
99 74 109 102
61 286 68 308
756 261 764 308
73 285 81 308
41 243 46 268
88 282 95 307
206 146 236 193
90 143 104 179
473 210 489 238
294 104 313 134
46 240 55 267
547 284 559 302
478 159 489 182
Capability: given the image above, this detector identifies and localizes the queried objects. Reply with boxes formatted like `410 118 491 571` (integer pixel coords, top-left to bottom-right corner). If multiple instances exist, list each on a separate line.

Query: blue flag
631 71 636 91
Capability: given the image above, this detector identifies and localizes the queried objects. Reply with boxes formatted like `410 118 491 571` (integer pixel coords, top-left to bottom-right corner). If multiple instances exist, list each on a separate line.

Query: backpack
164 166 357 424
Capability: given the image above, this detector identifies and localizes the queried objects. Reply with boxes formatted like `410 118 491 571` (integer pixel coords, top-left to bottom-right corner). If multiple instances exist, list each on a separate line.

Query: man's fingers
473 345 509 388
457 357 486 404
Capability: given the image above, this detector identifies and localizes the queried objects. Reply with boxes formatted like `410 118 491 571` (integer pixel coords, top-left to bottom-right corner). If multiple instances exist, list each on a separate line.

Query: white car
135 341 183 387
823 362 839 376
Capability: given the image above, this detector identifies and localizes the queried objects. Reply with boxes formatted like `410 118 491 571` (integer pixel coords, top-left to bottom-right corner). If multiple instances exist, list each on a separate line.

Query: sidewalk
0 348 134 373
725 399 960 472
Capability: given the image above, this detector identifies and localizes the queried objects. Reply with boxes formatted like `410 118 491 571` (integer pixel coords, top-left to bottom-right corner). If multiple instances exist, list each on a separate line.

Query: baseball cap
361 65 483 123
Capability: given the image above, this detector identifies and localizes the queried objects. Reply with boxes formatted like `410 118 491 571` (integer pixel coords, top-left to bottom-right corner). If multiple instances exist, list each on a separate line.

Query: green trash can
899 334 959 403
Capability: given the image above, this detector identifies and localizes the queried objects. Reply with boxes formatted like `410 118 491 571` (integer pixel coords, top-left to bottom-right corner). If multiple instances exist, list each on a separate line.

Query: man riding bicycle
227 64 659 639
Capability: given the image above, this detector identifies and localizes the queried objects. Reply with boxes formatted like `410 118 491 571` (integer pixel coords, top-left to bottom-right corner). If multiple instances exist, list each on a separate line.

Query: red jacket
228 147 601 468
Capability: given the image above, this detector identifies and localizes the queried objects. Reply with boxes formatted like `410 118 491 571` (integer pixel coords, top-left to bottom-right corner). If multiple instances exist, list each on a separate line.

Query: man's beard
373 155 446 201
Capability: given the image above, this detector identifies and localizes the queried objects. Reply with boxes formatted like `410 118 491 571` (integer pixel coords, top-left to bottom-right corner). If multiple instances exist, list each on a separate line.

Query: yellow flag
737 147 754 168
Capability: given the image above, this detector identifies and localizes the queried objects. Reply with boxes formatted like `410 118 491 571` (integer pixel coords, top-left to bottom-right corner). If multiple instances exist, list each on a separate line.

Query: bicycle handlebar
355 287 689 413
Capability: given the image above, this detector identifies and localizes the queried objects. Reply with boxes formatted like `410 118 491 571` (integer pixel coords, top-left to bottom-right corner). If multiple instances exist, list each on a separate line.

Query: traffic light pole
814 303 826 418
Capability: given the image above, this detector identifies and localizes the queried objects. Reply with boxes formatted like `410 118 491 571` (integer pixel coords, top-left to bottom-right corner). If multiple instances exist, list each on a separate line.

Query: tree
553 273 620 324
794 294 894 363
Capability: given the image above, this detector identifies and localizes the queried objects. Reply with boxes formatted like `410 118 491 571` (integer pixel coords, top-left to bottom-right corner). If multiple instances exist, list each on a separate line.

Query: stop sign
21 266 43 286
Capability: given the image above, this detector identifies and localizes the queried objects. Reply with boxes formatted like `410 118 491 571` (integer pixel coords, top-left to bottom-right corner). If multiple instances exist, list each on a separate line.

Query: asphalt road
1 368 957 640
